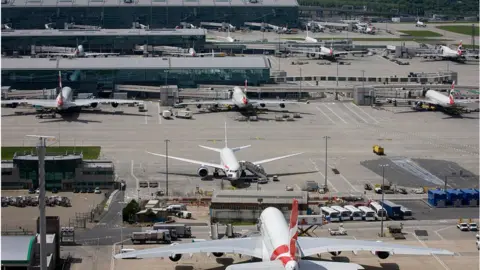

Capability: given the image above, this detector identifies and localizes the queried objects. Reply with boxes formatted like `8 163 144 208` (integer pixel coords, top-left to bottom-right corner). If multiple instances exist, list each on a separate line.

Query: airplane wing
248 99 309 105
177 100 235 106
333 50 368 57
290 49 328 56
114 237 263 259
452 99 479 104
1 99 58 108
194 52 226 57
84 52 120 57
146 151 225 170
227 260 364 270
297 237 454 258
73 98 143 107
252 152 304 165
388 98 441 105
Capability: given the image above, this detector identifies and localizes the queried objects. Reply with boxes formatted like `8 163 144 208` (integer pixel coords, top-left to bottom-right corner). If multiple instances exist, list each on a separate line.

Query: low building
210 190 308 223
1 154 116 191
1 234 57 270
136 208 169 223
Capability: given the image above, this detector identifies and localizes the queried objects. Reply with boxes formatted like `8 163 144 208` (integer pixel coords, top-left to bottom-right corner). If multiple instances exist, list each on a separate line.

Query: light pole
27 135 55 270
361 69 365 89
323 136 331 191
336 61 339 87
165 139 170 197
299 67 302 100
379 164 389 237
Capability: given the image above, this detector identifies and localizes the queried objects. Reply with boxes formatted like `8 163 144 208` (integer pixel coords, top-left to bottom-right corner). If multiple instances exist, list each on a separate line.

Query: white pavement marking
411 232 450 270
309 158 338 192
295 184 302 191
131 160 140 199
338 173 360 192
434 225 455 241
350 103 380 124
157 103 162 125
315 106 336 124
323 104 347 124
269 56 279 67
144 102 148 124
344 103 369 123
305 81 315 86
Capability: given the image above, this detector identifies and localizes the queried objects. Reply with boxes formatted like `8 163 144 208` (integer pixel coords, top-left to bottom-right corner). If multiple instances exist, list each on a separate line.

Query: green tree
122 199 140 223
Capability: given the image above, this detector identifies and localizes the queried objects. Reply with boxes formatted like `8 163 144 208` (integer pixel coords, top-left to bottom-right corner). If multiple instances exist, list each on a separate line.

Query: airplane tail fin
457 41 463 55
449 81 456 105
58 71 63 89
244 79 248 94
289 198 299 258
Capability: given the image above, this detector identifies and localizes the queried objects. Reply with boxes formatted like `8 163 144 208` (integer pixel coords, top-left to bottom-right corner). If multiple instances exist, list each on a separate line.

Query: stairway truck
379 200 402 220
175 110 193 119
153 224 192 238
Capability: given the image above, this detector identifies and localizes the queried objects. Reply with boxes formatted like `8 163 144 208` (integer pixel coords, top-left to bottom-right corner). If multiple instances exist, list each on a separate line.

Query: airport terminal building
2 0 299 29
1 56 272 90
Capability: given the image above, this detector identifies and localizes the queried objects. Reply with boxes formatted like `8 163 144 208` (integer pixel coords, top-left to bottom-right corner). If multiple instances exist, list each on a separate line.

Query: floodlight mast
26 135 55 270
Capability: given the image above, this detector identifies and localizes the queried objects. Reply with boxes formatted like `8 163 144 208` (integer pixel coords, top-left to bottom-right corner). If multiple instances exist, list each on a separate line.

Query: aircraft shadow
40 118 103 124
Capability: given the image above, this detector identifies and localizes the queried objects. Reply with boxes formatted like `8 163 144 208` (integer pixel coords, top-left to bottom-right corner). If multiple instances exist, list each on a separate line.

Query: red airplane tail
448 81 456 105
289 199 299 259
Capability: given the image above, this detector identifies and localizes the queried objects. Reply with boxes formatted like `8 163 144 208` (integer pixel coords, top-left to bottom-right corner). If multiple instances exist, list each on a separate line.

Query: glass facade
14 158 82 188
2 6 298 29
1 34 205 56
2 67 271 90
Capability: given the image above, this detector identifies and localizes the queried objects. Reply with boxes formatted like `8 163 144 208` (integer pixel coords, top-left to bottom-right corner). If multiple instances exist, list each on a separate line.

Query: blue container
460 188 478 206
446 189 463 207
475 189 480 206
428 189 447 207
380 200 402 220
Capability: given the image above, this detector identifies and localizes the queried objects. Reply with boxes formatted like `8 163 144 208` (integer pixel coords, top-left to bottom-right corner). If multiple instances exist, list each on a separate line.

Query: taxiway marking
309 158 339 192
315 106 336 124
323 104 347 124
350 103 380 124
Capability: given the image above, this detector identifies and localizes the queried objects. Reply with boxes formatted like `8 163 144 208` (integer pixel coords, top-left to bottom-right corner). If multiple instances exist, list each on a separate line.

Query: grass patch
1 146 101 160
436 25 479 36
398 30 443 37
283 37 452 42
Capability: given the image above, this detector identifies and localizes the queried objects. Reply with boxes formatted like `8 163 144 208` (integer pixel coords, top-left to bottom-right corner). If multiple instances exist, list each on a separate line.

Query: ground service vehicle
469 223 478 231
330 206 352 221
175 110 193 119
369 202 388 220
358 206 376 221
373 145 384 155
132 230 171 244
344 205 363 221
379 200 402 220
153 223 192 238
457 223 469 231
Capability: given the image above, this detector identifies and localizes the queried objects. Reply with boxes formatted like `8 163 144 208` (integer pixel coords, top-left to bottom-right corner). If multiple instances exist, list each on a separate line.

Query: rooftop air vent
249 0 258 3
124 0 133 3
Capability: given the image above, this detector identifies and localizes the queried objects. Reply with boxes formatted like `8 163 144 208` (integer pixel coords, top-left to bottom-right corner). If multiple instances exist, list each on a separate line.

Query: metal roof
13 154 83 160
2 28 206 38
212 190 307 204
2 56 271 70
3 0 298 8
1 236 35 264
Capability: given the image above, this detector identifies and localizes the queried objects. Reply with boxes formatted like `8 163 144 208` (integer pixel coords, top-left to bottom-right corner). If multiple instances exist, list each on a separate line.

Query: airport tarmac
2 99 478 203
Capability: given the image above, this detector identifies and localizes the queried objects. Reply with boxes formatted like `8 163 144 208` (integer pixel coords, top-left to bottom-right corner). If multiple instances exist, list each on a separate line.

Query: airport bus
330 206 352 221
320 207 340 222
369 202 388 220
344 205 363 221
358 206 376 221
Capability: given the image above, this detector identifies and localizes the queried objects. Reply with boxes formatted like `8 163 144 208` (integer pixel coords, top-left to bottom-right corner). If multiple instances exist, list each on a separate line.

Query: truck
153 223 192 239
373 145 384 155
379 200 402 220
131 230 171 244
175 110 193 119
162 110 173 119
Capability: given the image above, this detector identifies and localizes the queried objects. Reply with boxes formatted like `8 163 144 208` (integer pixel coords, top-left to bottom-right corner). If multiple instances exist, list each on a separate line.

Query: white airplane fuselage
231 86 249 108
259 206 298 269
424 90 454 107
55 86 74 110
219 147 242 179
305 36 318 43
440 46 462 58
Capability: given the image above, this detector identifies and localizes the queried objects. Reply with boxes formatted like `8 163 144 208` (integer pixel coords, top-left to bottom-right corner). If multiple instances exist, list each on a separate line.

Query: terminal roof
4 0 298 8
1 236 36 264
2 56 271 70
2 28 206 37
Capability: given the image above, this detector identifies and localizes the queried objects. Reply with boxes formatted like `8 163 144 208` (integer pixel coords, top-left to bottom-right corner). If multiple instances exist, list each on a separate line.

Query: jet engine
169 254 182 262
330 251 342 256
197 167 209 177
310 53 316 57
371 251 390 259
8 103 18 108
259 103 266 108
90 103 98 108
279 103 285 108
197 104 202 109
212 252 224 257
111 102 119 108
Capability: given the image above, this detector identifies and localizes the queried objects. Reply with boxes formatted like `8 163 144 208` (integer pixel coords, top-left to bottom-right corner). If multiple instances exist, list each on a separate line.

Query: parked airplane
36 45 119 58
356 23 376 34
292 45 368 61
164 47 225 57
1 72 143 117
389 81 479 114
304 25 318 43
177 80 309 110
418 41 471 62
146 123 303 182
415 20 427 27
115 199 454 270
213 28 238 43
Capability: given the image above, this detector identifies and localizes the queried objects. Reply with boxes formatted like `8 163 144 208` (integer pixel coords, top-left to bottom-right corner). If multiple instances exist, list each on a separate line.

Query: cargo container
428 189 447 207
446 189 463 207
460 188 479 207
379 200 402 220
298 215 324 226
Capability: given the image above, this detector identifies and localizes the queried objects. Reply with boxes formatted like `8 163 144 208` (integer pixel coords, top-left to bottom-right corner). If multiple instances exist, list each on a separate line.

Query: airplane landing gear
213 169 220 178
